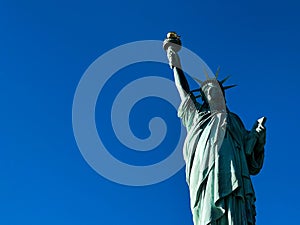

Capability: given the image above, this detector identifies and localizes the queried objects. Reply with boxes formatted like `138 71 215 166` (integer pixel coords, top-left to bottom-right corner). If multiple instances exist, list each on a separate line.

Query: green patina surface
163 32 266 224
178 93 265 225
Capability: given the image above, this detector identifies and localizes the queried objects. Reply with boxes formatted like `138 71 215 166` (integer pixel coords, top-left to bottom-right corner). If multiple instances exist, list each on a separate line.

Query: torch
163 32 182 68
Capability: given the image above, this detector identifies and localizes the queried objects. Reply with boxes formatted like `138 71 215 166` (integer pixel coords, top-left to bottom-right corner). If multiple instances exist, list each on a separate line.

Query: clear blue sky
1 0 299 224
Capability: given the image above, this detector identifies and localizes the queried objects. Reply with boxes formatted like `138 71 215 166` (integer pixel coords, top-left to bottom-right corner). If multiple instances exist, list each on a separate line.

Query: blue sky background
1 0 299 224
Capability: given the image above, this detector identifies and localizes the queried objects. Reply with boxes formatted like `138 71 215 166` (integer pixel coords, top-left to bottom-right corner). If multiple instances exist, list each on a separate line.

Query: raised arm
164 32 190 100
167 47 190 100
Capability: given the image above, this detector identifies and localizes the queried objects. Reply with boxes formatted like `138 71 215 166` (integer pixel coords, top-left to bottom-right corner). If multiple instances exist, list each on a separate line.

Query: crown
191 67 237 99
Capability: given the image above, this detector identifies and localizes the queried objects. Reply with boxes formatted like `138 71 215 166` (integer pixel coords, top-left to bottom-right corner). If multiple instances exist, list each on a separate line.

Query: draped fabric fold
178 93 265 225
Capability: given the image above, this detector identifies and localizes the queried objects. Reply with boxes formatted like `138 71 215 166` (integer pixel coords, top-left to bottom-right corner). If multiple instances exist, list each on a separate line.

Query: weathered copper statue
164 32 266 225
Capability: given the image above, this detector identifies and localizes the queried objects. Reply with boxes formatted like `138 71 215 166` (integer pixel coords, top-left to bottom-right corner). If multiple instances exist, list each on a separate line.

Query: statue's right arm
167 47 190 100
173 67 190 100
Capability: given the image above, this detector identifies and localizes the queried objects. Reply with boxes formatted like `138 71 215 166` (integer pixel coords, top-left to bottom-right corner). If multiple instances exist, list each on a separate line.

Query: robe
178 93 265 225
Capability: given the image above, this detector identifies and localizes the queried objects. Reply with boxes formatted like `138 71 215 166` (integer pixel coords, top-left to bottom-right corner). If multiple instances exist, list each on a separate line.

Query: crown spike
220 75 231 84
192 76 203 85
191 88 201 93
203 68 210 80
215 66 220 79
223 84 237 90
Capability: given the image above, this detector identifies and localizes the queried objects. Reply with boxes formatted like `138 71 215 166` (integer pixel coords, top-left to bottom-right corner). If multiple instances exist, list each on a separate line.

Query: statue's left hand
251 121 266 144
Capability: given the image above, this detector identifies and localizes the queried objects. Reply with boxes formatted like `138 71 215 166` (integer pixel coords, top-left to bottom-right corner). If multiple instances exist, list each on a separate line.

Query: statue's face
202 82 224 103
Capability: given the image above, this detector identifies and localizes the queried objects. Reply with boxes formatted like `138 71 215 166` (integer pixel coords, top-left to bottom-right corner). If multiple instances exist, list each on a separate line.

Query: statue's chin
207 98 226 111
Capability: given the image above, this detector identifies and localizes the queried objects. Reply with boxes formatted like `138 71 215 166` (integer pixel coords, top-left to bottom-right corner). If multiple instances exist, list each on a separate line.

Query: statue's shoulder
228 111 246 129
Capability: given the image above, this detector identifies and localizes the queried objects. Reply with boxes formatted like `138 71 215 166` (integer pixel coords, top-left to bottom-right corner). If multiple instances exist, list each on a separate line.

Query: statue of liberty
163 32 267 225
